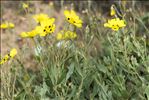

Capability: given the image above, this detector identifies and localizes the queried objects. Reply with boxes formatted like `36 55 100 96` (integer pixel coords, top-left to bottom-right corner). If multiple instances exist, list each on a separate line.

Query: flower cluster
37 18 56 36
0 22 15 29
56 30 77 40
20 13 55 38
104 18 126 31
64 10 83 28
20 10 82 39
55 10 82 40
0 48 17 65
104 5 126 31
0 7 128 66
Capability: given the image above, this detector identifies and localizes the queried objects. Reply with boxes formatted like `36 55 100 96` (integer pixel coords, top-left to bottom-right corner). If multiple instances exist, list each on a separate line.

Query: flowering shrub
1 1 149 100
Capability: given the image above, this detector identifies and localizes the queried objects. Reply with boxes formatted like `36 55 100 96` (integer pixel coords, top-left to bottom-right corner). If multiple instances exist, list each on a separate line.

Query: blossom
20 32 29 38
21 15 55 38
110 5 116 16
0 48 17 65
22 3 29 9
0 22 15 29
38 18 56 36
20 29 38 38
10 48 17 58
20 18 55 38
28 28 39 37
57 32 63 40
0 23 8 29
104 18 126 31
9 23 15 28
56 30 77 40
33 13 49 24
0 55 9 65
64 10 83 28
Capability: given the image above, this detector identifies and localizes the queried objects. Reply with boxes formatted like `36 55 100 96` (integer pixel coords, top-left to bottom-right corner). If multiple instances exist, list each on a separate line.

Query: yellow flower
27 29 38 37
33 13 49 24
69 31 77 38
39 18 56 36
110 5 116 16
65 31 77 39
0 55 9 65
22 3 29 9
0 23 8 29
64 32 69 39
57 33 63 40
0 48 17 65
21 17 55 38
9 23 15 28
0 22 15 29
20 29 38 38
64 10 83 28
34 26 46 36
20 32 29 38
10 48 17 58
34 26 47 37
56 30 77 40
40 18 55 26
104 18 126 31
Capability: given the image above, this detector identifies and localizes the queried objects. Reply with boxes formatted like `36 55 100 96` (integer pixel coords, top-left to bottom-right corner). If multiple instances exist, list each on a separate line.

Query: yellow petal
64 32 69 39
39 32 47 37
0 60 5 65
64 10 83 28
50 18 55 24
9 23 15 28
33 13 49 23
71 10 77 16
20 32 29 38
0 55 9 64
74 23 82 28
0 23 8 29
28 30 38 37
76 19 83 24
51 24 56 33
64 10 70 18
10 48 17 58
71 10 80 20
104 23 110 27
111 26 119 31
57 33 63 40
35 26 43 33
40 18 55 27
74 33 77 38
119 20 126 27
